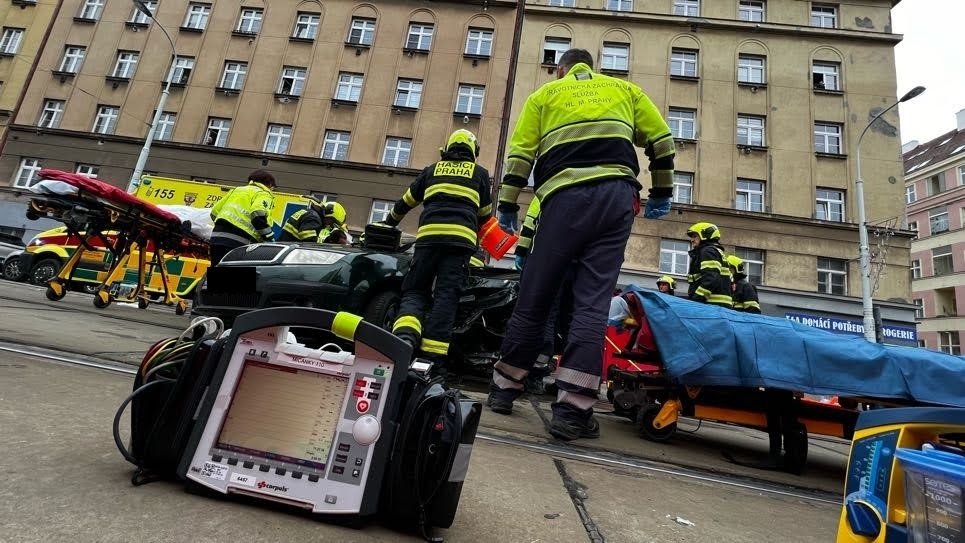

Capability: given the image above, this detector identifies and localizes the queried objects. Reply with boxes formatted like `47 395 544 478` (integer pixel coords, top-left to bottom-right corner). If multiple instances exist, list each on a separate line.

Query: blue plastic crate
895 447 965 543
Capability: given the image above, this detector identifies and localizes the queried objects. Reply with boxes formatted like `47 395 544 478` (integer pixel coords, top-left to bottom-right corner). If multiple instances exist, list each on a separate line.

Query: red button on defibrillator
357 400 369 413
352 389 364 398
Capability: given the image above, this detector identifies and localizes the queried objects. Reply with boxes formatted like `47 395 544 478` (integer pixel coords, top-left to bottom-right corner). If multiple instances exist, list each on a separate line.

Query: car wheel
30 258 62 285
3 255 27 282
362 290 400 330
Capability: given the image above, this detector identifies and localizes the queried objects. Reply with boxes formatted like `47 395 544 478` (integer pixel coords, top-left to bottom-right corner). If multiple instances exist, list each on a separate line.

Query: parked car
1 233 26 282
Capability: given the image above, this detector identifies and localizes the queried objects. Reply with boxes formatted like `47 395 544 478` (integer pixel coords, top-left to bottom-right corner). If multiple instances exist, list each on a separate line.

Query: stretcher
25 169 209 314
603 287 965 474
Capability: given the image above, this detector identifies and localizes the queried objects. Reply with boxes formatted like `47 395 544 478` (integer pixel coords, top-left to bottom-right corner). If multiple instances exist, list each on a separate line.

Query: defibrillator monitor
179 308 410 515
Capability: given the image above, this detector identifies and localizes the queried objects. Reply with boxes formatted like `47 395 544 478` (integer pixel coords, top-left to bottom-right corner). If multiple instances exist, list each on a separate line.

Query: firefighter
656 275 676 296
488 48 676 441
383 129 492 362
317 202 350 245
209 170 276 264
279 197 326 243
685 222 733 308
726 254 761 313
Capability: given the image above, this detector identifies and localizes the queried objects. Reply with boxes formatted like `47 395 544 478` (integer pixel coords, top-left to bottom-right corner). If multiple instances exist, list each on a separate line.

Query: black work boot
487 384 521 415
549 402 601 441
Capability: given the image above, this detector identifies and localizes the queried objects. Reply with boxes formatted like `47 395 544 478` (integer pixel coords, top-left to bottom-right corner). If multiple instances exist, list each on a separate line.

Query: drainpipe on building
0 0 65 155
492 0 526 208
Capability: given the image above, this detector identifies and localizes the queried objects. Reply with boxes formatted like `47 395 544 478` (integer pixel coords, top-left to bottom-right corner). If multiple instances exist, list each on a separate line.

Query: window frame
929 207 949 234
737 54 766 85
542 37 571 65
738 0 765 22
932 245 953 276
736 178 766 212
465 28 493 57
220 61 248 90
0 28 25 55
111 50 140 79
737 114 766 147
75 164 99 178
263 124 292 154
277 66 307 97
815 188 845 222
659 239 690 276
817 257 848 295
670 48 698 78
938 331 960 355
294 12 321 40
668 108 697 140
168 56 195 85
905 184 917 204
910 259 922 280
347 17 375 45
405 23 434 51
547 0 576 5
38 99 65 128
12 158 43 188
812 61 840 91
369 200 394 224
236 8 263 34
735 247 765 286
455 84 486 116
92 105 119 135
182 3 211 30
203 117 232 147
382 137 412 168
606 0 633 12
672 171 693 204
600 42 630 73
927 173 946 196
672 0 700 17
129 0 156 24
814 122 843 154
60 46 86 73
78 0 104 20
335 73 364 103
321 130 351 161
811 4 837 28
154 111 176 141
394 78 424 109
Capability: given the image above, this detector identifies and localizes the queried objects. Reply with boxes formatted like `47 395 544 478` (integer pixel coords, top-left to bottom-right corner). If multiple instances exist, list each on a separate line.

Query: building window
910 259 921 280
814 122 843 154
905 184 917 204
60 46 86 73
369 200 394 224
912 299 923 319
735 247 765 285
92 105 119 134
959 165 965 186
812 62 840 91
78 0 103 20
670 49 698 77
737 55 765 84
277 66 307 96
183 3 211 30
737 115 765 147
236 8 263 34
927 173 946 196
347 17 374 45
0 28 24 55
168 56 194 85
601 43 629 72
932 245 953 276
672 172 693 204
815 188 845 222
456 85 485 115
930 207 949 234
673 0 700 16
203 117 231 147
736 179 765 212
154 111 175 141
382 137 412 168
129 1 156 24
607 0 633 11
668 108 696 140
543 37 571 65
548 0 576 5
12 158 42 188
406 23 434 51
335 73 363 102
738 0 765 21
219 61 247 90
263 124 292 154
394 79 423 109
939 331 960 355
465 28 493 57
294 12 321 40
811 4 837 28
111 51 139 79
75 164 99 178
659 240 690 276
310 192 337 203
817 257 847 295
908 220 918 236
38 99 65 128
321 130 351 161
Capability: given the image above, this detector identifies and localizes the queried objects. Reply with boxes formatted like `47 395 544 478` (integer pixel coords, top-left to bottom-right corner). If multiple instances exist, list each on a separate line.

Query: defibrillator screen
216 360 349 470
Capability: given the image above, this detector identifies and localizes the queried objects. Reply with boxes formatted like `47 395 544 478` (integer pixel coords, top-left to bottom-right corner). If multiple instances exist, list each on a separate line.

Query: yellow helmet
725 254 745 274
322 201 347 225
446 129 480 157
686 222 721 241
656 275 676 289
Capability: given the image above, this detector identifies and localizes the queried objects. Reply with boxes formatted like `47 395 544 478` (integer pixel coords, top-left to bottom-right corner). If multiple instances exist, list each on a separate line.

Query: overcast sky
892 0 965 146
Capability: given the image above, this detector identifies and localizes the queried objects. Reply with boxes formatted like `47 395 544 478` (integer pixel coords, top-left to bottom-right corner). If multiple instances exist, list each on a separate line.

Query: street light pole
126 0 177 194
854 85 925 341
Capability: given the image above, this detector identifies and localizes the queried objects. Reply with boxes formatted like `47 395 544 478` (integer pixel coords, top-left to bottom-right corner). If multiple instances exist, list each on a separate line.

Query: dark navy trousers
496 179 637 412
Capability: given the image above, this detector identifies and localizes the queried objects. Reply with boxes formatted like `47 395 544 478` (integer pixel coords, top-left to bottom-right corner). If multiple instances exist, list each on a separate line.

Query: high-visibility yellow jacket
279 207 323 242
498 62 675 212
210 181 275 243
516 197 541 259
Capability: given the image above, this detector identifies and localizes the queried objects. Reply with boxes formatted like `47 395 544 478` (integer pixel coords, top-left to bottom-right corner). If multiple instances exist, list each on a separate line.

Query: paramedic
656 275 676 296
384 129 492 362
487 48 676 441
317 202 350 245
726 255 761 313
209 170 277 264
279 197 326 242
685 222 732 308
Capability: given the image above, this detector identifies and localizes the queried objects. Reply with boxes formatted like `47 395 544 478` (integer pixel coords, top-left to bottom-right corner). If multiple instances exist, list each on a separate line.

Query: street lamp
126 0 177 194
854 85 926 341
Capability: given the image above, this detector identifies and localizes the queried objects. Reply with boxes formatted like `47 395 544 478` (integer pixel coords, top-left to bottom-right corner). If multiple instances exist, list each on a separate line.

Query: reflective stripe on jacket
279 208 323 242
687 242 733 308
498 62 675 211
733 279 761 313
210 181 275 242
515 197 542 259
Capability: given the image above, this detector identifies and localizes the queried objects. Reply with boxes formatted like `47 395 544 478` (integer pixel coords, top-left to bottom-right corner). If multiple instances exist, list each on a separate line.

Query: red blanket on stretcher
38 169 181 226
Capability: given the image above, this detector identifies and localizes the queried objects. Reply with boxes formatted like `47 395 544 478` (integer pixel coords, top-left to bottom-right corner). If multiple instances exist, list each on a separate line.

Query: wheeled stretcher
25 169 208 314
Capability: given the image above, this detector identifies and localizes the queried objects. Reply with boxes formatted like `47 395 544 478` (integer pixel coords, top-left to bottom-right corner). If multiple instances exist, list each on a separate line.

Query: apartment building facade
0 0 517 237
904 110 965 353
508 0 915 343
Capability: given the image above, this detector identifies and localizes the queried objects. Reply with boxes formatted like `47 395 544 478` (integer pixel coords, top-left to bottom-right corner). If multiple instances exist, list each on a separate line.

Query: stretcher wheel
636 405 676 442
45 281 67 301
93 291 112 309
137 298 149 309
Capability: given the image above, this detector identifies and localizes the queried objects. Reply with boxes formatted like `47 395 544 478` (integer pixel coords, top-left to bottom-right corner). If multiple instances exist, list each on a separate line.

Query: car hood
219 242 408 265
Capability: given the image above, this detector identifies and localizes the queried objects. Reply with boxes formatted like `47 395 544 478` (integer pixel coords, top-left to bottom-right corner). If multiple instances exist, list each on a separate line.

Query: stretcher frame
25 170 208 315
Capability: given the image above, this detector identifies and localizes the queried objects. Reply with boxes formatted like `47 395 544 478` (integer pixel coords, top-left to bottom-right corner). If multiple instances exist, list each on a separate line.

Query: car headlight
282 249 344 265
29 238 43 246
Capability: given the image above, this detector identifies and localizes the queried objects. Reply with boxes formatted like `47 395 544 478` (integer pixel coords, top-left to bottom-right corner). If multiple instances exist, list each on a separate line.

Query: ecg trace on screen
216 360 349 468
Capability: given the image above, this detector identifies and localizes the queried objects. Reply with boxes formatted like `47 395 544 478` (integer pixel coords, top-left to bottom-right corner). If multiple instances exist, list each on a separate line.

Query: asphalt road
0 279 847 542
